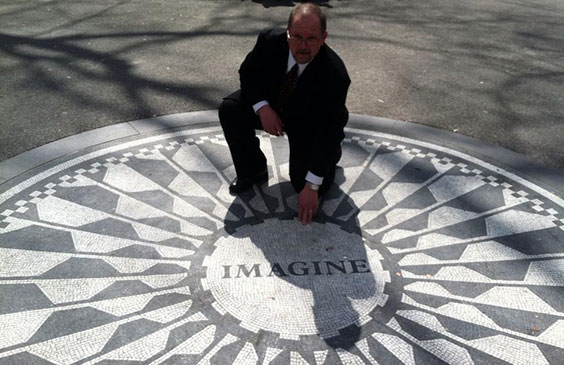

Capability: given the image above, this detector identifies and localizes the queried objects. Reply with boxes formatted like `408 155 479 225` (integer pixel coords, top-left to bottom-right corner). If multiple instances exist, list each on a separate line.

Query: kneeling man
219 3 350 225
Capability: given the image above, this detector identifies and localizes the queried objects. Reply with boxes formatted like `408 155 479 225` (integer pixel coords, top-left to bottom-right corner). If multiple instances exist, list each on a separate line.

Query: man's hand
298 184 319 225
258 105 285 136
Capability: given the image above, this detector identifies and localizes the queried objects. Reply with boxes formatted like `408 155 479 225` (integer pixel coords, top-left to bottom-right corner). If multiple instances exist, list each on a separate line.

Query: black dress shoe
229 169 268 194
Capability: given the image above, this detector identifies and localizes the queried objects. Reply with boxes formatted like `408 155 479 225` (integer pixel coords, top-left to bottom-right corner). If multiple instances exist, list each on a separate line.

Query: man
219 3 350 225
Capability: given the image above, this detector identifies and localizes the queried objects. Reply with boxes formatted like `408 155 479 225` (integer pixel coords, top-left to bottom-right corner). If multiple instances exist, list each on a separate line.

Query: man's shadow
224 169 379 350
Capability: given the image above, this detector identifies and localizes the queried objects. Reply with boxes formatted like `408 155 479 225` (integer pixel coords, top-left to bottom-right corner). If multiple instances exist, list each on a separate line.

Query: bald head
287 3 326 33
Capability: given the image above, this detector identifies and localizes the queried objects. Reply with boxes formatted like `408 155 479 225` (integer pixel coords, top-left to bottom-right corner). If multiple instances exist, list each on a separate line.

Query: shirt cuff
305 171 323 185
253 100 269 114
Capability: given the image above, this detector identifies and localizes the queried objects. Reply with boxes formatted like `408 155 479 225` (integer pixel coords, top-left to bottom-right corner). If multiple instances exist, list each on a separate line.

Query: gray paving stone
127 111 219 133
0 123 139 182
0 113 563 364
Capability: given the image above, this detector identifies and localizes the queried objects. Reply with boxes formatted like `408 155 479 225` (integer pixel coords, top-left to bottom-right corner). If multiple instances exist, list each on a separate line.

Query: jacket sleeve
239 30 270 106
309 70 351 178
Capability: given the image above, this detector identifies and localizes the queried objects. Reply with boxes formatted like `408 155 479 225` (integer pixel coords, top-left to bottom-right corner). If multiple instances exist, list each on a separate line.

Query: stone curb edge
1 111 562 197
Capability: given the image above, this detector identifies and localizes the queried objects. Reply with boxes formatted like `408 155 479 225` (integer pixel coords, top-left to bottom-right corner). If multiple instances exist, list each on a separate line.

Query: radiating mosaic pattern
0 124 563 364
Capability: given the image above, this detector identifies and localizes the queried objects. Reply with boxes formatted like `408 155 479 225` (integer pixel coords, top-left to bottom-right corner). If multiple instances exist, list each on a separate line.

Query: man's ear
322 31 328 42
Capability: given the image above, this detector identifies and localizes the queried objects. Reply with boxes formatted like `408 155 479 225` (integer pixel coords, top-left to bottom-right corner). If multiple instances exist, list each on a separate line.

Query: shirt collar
287 51 309 76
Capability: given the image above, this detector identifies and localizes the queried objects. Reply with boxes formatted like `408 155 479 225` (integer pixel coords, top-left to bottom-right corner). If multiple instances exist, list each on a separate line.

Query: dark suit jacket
238 28 351 181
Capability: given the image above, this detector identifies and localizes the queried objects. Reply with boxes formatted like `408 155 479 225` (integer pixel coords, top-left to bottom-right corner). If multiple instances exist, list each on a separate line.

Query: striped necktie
278 63 299 111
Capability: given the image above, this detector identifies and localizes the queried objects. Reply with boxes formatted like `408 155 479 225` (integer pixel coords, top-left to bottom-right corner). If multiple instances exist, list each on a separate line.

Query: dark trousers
219 90 339 194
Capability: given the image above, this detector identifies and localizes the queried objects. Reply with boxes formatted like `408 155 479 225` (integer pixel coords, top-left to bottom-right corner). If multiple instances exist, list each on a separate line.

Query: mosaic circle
0 122 563 364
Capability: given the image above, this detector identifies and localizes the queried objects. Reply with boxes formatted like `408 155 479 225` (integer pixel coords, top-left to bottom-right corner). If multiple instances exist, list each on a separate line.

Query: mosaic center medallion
0 120 563 364
204 220 389 337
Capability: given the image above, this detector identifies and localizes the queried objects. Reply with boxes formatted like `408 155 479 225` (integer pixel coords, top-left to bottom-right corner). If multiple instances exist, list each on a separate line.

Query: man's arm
298 64 350 225
239 30 285 136
309 72 351 178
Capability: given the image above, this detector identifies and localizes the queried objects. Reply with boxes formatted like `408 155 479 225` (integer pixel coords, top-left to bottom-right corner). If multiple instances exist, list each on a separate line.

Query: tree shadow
0 31 237 117
0 0 288 161
2 0 563 170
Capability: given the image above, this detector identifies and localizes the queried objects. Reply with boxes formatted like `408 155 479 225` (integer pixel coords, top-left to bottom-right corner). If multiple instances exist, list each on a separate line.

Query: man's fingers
300 207 308 225
273 121 283 136
299 209 313 225
259 108 284 136
298 187 318 225
266 126 282 136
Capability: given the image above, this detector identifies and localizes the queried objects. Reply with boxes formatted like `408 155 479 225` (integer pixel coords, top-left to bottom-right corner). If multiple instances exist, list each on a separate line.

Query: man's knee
219 89 244 125
219 98 240 127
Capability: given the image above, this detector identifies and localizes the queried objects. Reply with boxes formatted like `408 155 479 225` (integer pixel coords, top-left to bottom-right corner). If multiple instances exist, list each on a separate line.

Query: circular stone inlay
204 219 388 338
0 120 563 364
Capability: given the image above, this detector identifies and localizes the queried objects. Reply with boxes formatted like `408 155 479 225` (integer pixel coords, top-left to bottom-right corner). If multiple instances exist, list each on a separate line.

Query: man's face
287 13 327 64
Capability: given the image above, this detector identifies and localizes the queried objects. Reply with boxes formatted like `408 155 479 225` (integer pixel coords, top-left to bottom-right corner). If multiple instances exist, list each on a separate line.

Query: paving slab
128 110 219 134
0 112 563 364
0 123 139 182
